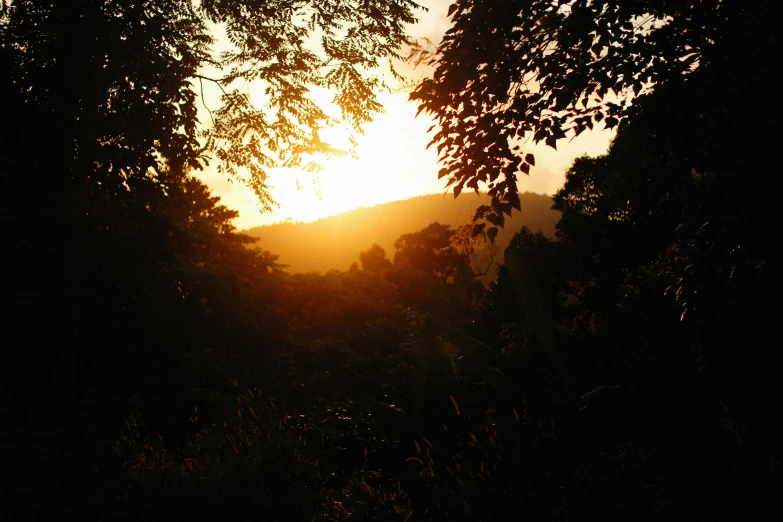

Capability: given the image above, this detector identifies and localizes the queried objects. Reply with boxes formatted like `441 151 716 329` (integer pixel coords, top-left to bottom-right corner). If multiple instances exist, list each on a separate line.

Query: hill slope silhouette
242 192 560 278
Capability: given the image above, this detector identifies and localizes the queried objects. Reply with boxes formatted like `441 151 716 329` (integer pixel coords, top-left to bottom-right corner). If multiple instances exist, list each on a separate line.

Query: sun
250 92 446 226
198 88 614 230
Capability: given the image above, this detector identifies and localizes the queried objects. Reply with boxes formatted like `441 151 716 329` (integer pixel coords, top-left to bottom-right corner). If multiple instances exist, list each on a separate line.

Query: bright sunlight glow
195 0 615 230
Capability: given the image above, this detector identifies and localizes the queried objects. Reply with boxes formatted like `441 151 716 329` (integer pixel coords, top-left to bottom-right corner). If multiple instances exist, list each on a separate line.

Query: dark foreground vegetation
3 1 781 520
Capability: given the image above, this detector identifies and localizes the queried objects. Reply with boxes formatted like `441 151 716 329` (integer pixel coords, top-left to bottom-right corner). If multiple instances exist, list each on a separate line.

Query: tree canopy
411 0 774 233
393 221 473 285
1 0 424 210
359 243 393 273
1 0 424 452
2 0 426 381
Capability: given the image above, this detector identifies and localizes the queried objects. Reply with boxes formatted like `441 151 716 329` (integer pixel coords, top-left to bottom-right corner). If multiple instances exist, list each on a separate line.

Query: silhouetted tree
2 0 423 204
412 0 777 232
2 0 424 419
359 243 393 274
479 52 783 519
393 222 473 286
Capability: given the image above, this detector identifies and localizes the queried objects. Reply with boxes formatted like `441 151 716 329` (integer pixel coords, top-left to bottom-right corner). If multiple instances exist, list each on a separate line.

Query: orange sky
195 0 615 230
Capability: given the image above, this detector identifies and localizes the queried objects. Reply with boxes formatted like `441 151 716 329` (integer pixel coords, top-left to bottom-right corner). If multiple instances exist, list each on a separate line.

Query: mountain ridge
241 192 561 278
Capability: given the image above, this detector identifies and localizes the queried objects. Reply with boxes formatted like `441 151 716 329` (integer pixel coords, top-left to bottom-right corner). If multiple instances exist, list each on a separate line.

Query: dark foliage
411 0 777 234
3 1 782 520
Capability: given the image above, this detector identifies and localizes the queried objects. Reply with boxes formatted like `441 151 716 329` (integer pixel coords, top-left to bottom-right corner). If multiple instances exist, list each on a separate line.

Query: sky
195 0 615 230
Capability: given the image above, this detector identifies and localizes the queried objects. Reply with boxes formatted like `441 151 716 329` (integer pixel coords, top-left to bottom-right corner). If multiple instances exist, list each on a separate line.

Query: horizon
238 189 555 230
238 191 561 283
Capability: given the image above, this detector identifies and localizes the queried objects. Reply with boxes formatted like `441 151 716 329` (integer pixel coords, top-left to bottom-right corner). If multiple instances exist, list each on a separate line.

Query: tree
506 51 783 518
393 222 473 285
1 0 424 457
411 0 776 233
2 0 424 208
408 3 783 516
359 243 393 273
1 0 424 372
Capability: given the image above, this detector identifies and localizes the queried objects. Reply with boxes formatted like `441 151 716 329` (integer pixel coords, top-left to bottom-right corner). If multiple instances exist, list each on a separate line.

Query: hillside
242 192 560 278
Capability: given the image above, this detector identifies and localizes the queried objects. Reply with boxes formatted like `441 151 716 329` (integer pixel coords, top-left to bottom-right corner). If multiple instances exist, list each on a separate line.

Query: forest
3 1 781 520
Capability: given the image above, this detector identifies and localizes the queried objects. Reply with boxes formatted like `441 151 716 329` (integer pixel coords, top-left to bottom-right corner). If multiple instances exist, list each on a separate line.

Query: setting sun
192 0 615 229
277 95 446 219
198 91 449 228
199 88 614 229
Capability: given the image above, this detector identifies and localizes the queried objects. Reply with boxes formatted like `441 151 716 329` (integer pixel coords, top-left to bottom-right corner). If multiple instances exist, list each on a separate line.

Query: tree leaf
487 227 498 243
